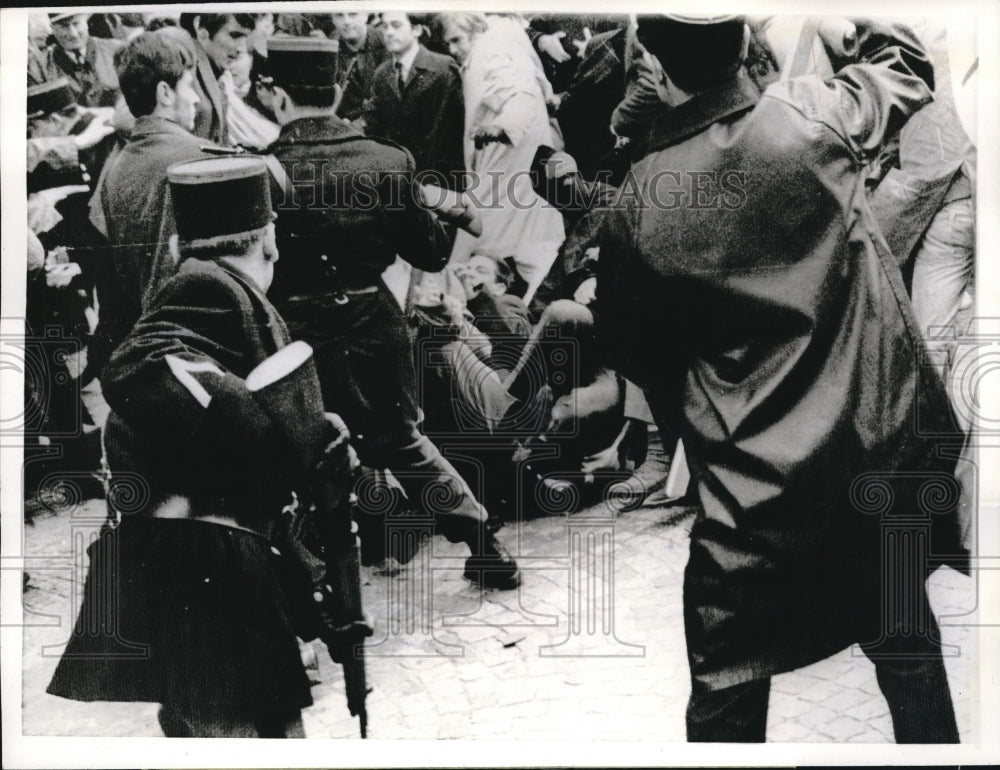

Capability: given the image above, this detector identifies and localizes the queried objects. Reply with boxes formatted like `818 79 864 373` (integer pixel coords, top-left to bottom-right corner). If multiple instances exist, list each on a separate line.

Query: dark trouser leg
685 676 771 742
860 607 959 743
157 705 192 737
505 299 597 403
256 710 305 738
280 289 486 543
158 705 303 738
372 424 487 543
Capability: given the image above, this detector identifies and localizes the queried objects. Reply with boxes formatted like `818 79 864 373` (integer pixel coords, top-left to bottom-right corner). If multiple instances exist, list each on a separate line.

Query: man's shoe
607 429 672 512
463 534 521 590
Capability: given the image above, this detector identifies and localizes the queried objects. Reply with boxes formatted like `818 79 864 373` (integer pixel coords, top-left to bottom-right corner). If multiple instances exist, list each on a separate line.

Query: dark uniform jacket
103 257 296 526
266 114 451 301
51 258 314 718
94 116 210 364
597 22 964 688
30 36 122 107
555 26 631 183
527 14 626 93
364 46 465 188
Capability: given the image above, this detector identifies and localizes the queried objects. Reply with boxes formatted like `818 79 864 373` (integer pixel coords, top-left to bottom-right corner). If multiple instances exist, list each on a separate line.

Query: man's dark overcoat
597 22 966 689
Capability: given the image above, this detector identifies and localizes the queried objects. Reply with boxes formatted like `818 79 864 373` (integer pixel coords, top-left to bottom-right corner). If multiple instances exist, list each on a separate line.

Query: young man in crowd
334 12 389 128
365 12 465 188
178 12 254 145
90 30 211 371
264 37 520 590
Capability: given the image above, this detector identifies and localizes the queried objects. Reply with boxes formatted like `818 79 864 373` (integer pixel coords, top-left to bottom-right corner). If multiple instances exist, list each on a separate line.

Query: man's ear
193 17 209 44
155 80 174 108
271 86 291 120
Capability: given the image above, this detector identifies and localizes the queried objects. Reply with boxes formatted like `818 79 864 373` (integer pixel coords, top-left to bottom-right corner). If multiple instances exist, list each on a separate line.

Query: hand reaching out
572 26 592 58
537 31 571 63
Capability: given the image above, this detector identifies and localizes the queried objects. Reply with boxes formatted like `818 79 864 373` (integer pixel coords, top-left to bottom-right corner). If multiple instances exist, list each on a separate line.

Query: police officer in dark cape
48 156 323 738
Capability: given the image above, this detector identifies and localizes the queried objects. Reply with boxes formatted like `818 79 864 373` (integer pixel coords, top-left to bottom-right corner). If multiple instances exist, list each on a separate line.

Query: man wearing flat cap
31 12 122 108
595 14 965 741
49 156 324 738
263 36 520 590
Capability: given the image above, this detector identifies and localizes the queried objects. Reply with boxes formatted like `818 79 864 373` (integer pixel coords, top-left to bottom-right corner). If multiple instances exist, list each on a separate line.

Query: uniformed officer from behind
264 37 520 590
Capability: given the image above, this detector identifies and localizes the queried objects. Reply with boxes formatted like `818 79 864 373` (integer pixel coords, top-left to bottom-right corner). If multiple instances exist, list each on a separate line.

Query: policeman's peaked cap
167 157 273 243
636 13 747 92
660 13 741 24
266 37 339 94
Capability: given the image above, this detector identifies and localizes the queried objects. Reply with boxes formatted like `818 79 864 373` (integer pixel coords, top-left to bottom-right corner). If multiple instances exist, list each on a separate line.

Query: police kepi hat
661 14 741 24
266 37 338 94
167 156 273 242
27 78 77 119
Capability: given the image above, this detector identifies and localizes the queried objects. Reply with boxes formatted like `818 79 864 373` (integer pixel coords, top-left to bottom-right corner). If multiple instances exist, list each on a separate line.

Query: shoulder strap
783 18 821 80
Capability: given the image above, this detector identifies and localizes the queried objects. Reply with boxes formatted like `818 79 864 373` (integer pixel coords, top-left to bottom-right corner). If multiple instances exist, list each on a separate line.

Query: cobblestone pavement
19 490 975 744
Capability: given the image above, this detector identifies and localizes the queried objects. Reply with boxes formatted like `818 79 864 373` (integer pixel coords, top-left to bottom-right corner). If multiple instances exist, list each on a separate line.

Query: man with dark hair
90 30 209 369
89 12 145 42
365 12 464 188
31 12 122 108
334 12 389 127
597 14 964 742
178 12 254 144
265 37 520 589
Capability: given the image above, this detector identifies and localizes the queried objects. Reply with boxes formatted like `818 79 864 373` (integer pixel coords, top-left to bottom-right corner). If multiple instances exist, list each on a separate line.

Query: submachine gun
246 341 374 738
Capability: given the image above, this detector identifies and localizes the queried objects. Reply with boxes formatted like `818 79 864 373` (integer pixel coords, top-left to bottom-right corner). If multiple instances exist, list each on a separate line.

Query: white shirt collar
394 43 420 81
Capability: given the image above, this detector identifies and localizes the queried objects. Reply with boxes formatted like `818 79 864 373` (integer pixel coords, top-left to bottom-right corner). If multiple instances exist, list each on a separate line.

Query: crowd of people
23 9 976 742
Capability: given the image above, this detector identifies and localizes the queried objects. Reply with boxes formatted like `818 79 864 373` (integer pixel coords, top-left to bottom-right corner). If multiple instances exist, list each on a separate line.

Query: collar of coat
392 45 434 96
129 115 200 141
52 37 95 70
274 114 361 145
195 44 226 111
646 72 760 153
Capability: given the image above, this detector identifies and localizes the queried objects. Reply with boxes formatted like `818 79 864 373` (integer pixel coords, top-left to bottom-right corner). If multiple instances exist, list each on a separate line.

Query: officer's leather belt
284 285 379 302
137 493 260 535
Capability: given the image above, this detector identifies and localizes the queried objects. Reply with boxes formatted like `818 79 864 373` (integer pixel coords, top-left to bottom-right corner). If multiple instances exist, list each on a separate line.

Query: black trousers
686 609 959 743
279 286 486 544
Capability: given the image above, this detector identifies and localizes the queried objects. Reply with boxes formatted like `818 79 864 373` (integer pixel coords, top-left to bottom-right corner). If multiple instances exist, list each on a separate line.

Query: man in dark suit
365 12 465 189
31 12 123 108
265 37 519 589
48 156 325 738
90 30 211 372
178 12 254 145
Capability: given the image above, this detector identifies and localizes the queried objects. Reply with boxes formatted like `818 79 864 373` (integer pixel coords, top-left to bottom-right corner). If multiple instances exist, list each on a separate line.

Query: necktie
395 61 404 93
